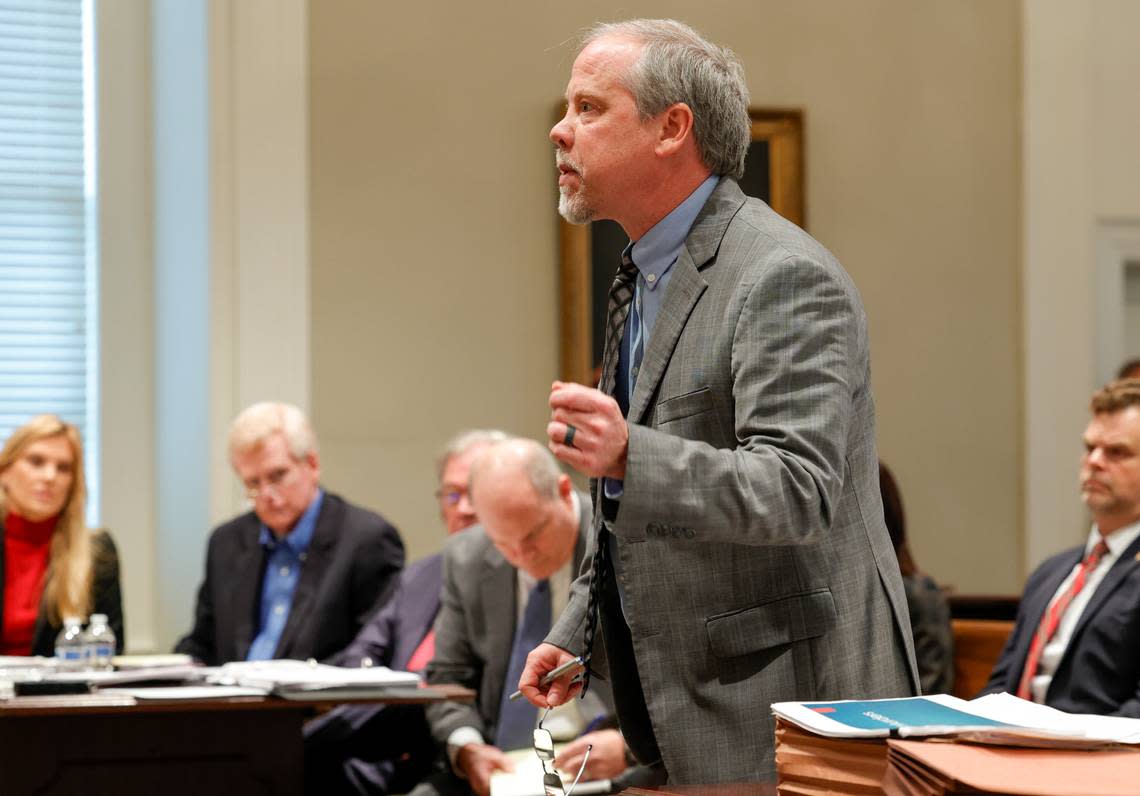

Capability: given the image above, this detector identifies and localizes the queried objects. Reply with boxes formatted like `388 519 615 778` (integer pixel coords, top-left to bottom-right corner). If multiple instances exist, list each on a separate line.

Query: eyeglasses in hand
533 708 591 796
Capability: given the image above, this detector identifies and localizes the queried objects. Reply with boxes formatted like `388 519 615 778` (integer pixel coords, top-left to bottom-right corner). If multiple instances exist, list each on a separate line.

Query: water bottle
54 616 86 672
85 613 116 672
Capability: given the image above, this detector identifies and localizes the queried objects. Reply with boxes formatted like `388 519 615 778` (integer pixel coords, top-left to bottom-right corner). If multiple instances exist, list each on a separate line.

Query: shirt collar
623 174 720 289
1088 518 1140 558
258 488 324 554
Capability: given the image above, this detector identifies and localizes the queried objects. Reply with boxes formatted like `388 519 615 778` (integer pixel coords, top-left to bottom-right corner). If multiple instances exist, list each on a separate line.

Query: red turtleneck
2 512 56 656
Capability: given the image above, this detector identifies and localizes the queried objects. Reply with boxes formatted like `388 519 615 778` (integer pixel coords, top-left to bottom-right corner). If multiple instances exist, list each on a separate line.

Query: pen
508 656 586 701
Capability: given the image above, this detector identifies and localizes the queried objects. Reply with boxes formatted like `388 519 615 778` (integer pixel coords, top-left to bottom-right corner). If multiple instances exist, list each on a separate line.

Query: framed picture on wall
557 108 805 386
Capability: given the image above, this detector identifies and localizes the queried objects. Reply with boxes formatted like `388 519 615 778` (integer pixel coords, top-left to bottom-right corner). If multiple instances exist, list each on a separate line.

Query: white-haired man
522 19 917 783
176 402 405 665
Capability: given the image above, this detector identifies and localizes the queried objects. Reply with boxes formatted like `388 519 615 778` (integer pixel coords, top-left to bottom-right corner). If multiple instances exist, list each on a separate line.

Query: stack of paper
111 653 194 670
772 694 1140 795
210 659 421 698
883 738 1140 796
774 718 888 795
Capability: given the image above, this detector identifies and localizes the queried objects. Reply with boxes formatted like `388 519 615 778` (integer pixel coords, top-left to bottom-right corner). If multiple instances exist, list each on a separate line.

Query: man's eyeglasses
533 708 591 796
435 487 467 506
243 464 301 500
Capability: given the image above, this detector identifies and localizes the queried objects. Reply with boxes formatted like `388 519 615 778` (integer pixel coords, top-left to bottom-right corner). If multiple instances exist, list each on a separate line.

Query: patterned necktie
580 255 638 696
598 254 638 396
495 580 551 750
1016 538 1111 700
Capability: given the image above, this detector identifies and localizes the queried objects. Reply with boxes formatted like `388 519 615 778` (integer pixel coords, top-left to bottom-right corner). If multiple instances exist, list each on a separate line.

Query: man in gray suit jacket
416 439 629 796
520 19 918 784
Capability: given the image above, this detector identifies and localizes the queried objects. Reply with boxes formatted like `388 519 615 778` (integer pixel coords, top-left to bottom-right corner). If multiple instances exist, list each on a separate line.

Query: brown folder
775 719 888 795
883 738 1140 795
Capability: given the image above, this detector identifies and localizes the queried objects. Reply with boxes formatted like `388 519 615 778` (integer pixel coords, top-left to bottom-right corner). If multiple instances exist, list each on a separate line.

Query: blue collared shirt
246 489 325 661
606 174 721 503
622 173 721 388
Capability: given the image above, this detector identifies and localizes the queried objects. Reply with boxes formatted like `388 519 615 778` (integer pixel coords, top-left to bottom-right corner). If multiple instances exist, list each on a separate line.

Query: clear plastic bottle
54 616 86 672
85 613 116 672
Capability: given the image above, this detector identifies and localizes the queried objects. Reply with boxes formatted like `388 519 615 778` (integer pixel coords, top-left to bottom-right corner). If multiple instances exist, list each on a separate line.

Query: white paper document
100 685 268 700
772 692 1140 748
210 659 421 693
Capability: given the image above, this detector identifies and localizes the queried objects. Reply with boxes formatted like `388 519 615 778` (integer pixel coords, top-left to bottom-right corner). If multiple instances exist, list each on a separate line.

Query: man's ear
655 102 695 158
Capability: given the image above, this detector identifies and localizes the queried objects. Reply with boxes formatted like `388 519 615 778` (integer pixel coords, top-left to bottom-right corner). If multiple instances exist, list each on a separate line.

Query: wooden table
0 685 472 795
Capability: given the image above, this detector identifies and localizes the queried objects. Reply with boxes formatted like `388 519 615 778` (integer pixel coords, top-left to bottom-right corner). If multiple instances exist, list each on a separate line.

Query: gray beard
558 187 595 225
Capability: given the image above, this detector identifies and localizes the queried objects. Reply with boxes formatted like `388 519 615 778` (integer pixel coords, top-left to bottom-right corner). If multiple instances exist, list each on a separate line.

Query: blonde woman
0 415 123 656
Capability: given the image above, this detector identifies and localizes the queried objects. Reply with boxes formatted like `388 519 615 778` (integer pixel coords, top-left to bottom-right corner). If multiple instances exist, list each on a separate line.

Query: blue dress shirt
246 489 324 661
623 174 721 389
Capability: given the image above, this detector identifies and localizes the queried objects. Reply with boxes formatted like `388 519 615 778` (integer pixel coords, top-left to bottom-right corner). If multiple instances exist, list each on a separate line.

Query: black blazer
981 532 1140 716
174 491 405 666
303 554 446 795
0 523 125 657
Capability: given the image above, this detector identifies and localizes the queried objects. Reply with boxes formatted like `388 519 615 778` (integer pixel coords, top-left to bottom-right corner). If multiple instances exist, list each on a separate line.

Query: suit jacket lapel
628 254 707 423
628 179 745 423
1004 547 1082 679
393 555 445 669
274 496 338 657
481 545 517 719
231 516 266 660
1068 534 1140 645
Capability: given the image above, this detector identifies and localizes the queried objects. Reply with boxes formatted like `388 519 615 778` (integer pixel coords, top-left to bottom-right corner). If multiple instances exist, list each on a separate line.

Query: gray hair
468 438 563 502
435 429 510 483
228 402 317 461
582 19 751 179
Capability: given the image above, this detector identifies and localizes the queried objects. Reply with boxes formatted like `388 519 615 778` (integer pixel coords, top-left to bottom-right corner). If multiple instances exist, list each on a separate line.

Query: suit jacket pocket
656 387 715 425
705 588 837 658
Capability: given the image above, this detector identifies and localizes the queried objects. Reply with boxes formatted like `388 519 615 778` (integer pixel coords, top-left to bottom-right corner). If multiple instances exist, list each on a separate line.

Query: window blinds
0 1 95 450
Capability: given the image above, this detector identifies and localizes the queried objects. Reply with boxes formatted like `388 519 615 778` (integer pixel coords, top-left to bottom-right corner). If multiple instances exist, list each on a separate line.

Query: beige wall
1023 0 1140 572
308 0 1024 590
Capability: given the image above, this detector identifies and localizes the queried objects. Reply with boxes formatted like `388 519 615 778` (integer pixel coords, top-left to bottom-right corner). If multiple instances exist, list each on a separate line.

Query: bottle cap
63 616 82 626
90 614 108 624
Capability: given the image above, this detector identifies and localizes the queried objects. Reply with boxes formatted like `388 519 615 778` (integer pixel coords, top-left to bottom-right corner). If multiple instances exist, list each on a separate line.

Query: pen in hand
508 656 586 701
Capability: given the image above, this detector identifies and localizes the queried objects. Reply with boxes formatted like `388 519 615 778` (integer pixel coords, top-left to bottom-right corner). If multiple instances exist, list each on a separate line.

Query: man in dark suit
302 429 508 795
413 438 629 796
175 401 405 665
521 18 916 784
982 379 1140 716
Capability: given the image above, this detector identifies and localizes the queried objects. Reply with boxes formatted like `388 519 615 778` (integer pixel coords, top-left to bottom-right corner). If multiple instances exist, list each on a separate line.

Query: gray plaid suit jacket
546 177 919 783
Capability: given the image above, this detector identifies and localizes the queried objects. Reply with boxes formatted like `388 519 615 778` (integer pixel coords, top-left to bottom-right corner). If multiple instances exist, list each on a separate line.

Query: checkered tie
598 253 638 396
580 255 638 696
1016 538 1110 700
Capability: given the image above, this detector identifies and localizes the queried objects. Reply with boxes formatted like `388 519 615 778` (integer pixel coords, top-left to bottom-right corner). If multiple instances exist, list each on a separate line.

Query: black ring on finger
564 423 578 449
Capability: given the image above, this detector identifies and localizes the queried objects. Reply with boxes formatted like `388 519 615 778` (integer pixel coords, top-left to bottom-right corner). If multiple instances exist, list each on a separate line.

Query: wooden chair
950 618 1014 699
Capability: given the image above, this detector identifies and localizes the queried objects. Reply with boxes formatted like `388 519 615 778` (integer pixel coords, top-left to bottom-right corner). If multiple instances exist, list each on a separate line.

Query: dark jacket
329 552 443 669
304 553 446 795
981 532 1140 716
174 491 404 665
0 522 125 657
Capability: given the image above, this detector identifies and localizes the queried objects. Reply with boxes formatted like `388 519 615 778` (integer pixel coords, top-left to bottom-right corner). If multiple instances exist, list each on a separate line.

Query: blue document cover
800 697 1010 732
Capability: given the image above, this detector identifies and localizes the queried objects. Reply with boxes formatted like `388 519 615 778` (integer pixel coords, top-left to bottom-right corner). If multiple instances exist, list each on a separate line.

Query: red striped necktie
1016 538 1110 700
